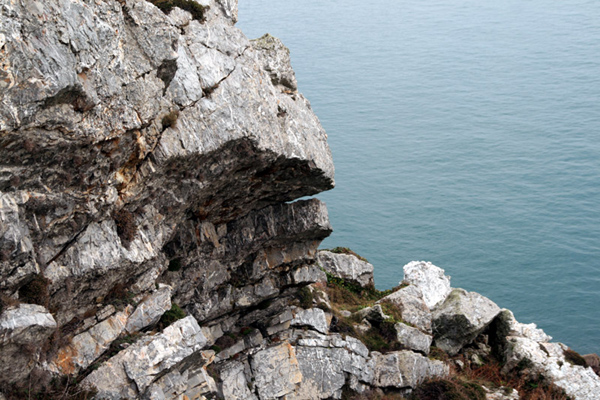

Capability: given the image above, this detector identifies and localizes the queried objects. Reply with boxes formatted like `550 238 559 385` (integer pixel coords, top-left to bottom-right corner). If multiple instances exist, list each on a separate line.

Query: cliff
1 1 599 399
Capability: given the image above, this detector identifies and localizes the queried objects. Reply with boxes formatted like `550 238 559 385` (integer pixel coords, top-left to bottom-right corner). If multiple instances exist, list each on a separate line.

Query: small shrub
148 0 206 21
326 247 369 262
105 283 136 309
18 274 50 308
564 348 587 367
296 286 313 309
316 302 331 312
0 293 19 314
158 303 186 329
410 378 486 400
161 110 179 129
113 209 137 248
241 326 254 336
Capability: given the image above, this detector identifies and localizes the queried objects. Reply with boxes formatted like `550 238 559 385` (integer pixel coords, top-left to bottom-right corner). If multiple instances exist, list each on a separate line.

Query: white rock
221 361 258 400
371 350 449 388
291 308 329 334
125 284 172 334
250 342 302 399
403 261 452 309
378 284 432 332
395 322 433 354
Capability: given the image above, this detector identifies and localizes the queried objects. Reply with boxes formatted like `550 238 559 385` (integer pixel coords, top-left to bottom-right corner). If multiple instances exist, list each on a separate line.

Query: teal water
237 1 600 354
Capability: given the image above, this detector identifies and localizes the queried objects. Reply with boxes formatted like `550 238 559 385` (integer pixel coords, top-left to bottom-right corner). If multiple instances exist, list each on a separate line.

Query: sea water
237 0 600 354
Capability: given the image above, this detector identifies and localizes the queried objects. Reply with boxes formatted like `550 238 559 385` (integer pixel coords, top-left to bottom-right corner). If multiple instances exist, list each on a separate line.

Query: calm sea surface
237 1 600 354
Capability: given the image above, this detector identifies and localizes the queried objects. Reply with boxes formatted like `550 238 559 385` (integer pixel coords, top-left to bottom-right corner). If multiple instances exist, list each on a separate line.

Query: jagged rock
355 304 388 324
378 284 432 332
83 316 209 398
433 288 501 355
221 360 258 400
371 350 449 388
147 353 218 400
289 330 373 398
250 342 302 399
291 307 329 334
403 261 452 309
317 250 374 288
251 34 298 92
394 322 433 354
125 283 172 334
491 309 551 344
502 337 600 399
50 306 132 375
0 303 57 382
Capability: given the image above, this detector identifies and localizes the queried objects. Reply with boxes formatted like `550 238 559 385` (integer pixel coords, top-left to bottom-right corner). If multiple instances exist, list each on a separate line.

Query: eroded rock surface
317 250 374 288
403 261 451 309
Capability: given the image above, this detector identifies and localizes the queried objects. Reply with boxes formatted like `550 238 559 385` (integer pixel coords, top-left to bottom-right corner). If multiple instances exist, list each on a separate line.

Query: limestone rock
378 284 432 332
371 350 449 389
317 250 374 288
0 303 57 382
83 316 209 398
125 284 172 334
51 306 132 375
433 288 501 355
484 386 519 400
291 308 329 334
403 261 452 309
251 34 297 92
503 337 600 400
221 361 258 400
250 342 302 399
394 322 432 354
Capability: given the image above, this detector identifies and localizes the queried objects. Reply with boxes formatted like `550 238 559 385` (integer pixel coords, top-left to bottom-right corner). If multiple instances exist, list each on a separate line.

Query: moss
158 303 186 328
296 286 313 309
564 348 587 367
18 274 50 308
148 0 206 21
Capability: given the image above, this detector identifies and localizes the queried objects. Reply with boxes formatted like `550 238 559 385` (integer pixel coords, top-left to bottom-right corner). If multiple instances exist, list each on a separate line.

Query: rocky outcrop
1 0 599 399
317 250 374 287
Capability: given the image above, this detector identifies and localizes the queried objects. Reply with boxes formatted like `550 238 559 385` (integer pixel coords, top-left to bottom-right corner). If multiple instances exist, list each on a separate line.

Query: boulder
317 250 374 288
371 350 449 388
432 289 501 355
354 304 388 324
291 308 329 334
394 322 433 354
250 342 302 399
377 284 432 332
403 261 452 309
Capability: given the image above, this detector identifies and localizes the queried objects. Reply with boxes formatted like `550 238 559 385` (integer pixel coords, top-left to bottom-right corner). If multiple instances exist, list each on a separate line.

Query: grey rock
251 34 298 92
394 322 433 354
49 306 132 375
125 284 172 334
371 350 449 389
83 316 208 398
433 288 501 355
378 284 432 332
0 303 56 382
0 303 57 344
403 261 452 309
250 342 302 399
317 250 374 288
221 361 259 400
355 304 388 324
484 386 519 400
291 307 329 334
502 337 600 400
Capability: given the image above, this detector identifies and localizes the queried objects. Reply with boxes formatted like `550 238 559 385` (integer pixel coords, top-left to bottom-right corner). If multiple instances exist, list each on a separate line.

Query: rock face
378 284 432 332
317 250 375 287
